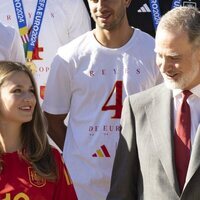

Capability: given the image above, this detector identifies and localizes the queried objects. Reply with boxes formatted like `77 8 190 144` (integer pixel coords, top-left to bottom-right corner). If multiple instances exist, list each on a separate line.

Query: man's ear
125 0 132 8
195 45 200 62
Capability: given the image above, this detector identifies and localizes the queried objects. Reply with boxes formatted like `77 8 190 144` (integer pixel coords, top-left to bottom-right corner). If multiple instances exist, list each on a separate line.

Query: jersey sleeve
52 148 78 200
42 54 72 114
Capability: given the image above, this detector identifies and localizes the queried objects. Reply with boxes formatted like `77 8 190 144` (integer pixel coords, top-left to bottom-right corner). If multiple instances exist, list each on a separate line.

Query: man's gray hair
157 6 200 47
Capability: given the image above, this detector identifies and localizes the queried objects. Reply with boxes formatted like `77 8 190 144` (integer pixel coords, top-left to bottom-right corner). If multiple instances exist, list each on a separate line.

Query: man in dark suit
107 7 200 200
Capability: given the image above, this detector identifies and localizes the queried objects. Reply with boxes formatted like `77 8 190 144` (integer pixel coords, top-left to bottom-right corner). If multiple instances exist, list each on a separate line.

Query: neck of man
94 20 134 48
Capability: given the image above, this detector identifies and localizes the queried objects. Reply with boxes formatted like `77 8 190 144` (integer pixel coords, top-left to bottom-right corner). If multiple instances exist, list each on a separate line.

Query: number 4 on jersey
102 81 123 119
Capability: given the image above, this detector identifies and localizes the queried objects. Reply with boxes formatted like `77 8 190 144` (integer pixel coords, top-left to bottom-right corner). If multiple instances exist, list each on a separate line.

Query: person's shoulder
132 28 155 52
57 31 91 57
0 22 17 45
51 147 62 157
0 22 15 37
129 83 166 104
134 28 154 42
50 147 63 164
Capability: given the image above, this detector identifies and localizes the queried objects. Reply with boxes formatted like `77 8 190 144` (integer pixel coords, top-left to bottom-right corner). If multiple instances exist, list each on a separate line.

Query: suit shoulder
129 83 166 105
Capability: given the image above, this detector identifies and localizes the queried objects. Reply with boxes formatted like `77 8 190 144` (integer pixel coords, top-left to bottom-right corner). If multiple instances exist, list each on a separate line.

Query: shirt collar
172 84 200 98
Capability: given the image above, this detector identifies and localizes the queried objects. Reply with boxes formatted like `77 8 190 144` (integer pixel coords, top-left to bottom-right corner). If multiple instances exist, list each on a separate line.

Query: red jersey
0 148 77 200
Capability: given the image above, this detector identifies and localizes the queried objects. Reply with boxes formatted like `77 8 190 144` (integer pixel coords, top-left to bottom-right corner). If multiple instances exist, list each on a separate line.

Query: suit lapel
185 124 200 187
145 86 180 195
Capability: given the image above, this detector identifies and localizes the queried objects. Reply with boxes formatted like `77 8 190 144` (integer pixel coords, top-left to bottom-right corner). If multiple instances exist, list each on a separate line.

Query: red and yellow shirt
0 148 77 200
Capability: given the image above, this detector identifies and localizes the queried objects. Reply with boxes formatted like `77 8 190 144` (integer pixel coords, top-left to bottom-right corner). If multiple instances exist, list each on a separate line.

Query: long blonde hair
0 61 58 180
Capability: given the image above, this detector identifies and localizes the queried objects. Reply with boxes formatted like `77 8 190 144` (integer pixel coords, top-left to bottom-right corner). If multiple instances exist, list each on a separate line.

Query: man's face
155 29 200 90
87 0 128 31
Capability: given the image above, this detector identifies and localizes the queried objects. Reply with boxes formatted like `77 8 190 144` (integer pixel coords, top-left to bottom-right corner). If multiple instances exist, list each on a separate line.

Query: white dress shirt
173 84 200 145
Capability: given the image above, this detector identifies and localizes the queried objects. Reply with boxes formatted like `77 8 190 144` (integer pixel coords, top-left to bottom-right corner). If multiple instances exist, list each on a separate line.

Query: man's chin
164 80 183 90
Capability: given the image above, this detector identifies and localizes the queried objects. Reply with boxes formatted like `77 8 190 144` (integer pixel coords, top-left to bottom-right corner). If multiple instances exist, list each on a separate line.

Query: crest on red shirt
28 167 46 187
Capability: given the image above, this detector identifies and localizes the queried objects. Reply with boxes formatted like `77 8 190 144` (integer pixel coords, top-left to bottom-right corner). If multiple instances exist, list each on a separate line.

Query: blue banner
149 0 182 30
13 0 47 60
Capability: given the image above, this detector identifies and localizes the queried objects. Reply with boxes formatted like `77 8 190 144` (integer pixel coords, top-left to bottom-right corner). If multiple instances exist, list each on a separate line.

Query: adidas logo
92 145 111 158
138 3 151 13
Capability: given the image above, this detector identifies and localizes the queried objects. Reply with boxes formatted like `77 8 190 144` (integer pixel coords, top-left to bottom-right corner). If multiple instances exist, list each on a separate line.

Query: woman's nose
23 92 34 102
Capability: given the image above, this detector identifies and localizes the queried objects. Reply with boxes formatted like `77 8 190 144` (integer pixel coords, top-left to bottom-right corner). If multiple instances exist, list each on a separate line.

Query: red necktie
174 90 192 192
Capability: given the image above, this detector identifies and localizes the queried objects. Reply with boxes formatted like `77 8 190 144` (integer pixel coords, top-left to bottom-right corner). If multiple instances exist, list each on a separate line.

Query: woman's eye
13 89 21 93
30 89 35 94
